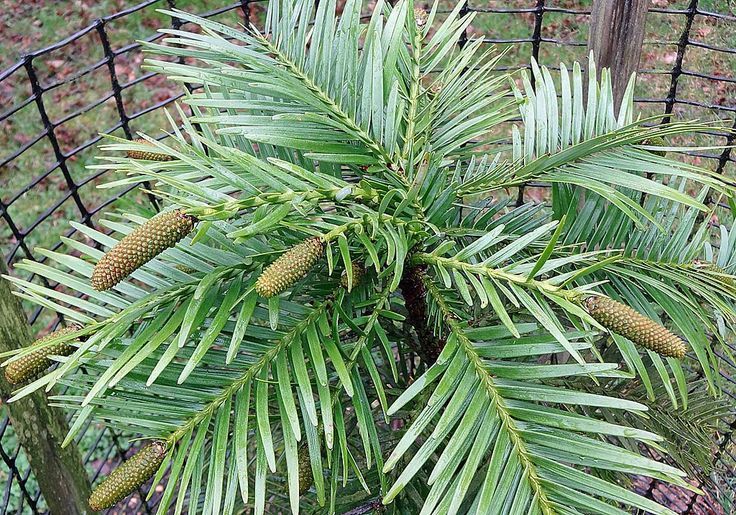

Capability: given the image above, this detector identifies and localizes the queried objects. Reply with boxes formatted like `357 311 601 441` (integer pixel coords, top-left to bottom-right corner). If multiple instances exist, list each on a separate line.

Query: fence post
0 260 93 514
588 0 649 109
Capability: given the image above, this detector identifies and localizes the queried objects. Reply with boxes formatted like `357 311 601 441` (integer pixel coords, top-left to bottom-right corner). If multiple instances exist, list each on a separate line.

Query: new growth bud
414 7 428 27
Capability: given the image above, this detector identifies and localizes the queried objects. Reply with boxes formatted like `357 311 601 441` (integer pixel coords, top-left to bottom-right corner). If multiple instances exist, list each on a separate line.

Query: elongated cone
255 238 324 297
5 326 78 384
127 138 174 161
91 210 196 291
88 441 167 511
584 296 687 358
298 444 312 495
175 264 197 274
340 261 365 290
693 260 735 287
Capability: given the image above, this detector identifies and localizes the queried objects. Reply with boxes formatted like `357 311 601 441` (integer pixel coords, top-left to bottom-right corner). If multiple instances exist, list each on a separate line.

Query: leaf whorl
585 296 687 359
255 237 324 297
91 210 196 291
5 326 79 385
88 441 167 511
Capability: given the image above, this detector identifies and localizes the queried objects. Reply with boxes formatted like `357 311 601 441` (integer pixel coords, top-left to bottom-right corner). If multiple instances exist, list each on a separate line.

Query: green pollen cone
340 261 365 290
127 138 174 161
642 136 667 157
88 441 167 511
585 296 687 359
298 444 313 496
5 326 79 385
91 210 196 291
693 260 735 287
255 237 324 297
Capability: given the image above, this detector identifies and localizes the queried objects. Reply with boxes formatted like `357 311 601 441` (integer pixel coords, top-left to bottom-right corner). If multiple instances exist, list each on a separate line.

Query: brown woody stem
399 265 444 366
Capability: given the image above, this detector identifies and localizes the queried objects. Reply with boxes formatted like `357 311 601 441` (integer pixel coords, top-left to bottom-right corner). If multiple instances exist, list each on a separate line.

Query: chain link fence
0 0 734 513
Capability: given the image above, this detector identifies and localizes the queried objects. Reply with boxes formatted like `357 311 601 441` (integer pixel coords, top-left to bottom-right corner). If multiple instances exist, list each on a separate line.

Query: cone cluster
340 262 365 290
126 138 174 161
585 296 687 359
91 210 196 291
255 238 324 297
89 441 167 511
5 327 79 385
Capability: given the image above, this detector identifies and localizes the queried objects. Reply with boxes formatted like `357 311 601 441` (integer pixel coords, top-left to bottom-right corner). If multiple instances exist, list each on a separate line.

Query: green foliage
3 0 736 513
587 379 733 481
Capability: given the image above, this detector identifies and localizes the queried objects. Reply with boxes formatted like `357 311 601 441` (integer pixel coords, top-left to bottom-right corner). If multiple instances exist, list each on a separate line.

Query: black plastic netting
0 1 734 513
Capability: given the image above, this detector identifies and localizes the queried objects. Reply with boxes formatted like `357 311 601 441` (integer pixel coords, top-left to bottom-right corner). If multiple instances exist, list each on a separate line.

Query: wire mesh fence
0 0 734 513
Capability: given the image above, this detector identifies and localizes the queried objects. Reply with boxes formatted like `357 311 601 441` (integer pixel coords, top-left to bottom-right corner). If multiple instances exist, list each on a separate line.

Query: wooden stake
588 0 649 109
0 259 93 514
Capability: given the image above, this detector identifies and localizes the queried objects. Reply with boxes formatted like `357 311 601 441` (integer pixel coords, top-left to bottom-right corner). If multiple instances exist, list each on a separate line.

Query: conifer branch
422 276 556 515
412 251 582 301
167 300 329 444
188 185 379 220
253 32 394 168
6 2 733 512
400 11 425 162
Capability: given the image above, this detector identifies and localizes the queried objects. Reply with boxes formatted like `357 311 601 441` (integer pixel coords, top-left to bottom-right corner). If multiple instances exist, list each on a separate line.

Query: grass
0 0 733 512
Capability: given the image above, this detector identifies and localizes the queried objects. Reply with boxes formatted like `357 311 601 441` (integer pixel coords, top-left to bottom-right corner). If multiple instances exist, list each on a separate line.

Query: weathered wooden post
588 0 649 109
0 259 94 514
